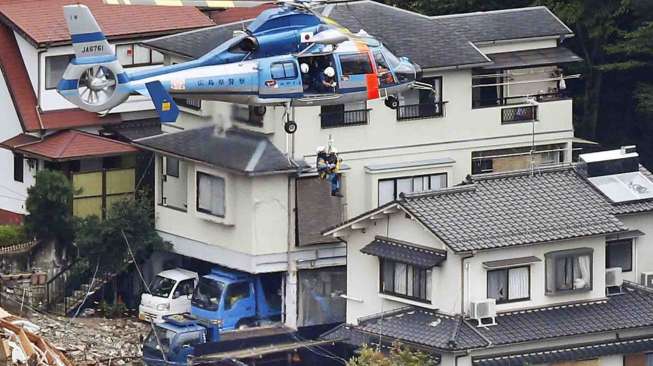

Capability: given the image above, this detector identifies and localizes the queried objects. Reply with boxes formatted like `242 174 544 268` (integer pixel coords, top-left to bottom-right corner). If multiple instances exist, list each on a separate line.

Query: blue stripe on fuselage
57 79 78 91
71 32 106 43
71 55 117 65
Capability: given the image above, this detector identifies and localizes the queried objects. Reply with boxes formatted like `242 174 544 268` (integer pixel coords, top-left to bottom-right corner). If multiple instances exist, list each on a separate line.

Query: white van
138 268 198 323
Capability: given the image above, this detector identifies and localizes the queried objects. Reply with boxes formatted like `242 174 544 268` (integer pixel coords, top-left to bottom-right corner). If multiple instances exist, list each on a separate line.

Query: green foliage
0 225 29 247
99 301 128 318
347 343 437 366
24 170 74 245
75 191 169 274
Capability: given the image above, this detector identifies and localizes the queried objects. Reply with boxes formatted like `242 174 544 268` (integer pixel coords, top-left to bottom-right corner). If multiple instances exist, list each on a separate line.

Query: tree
75 191 169 274
24 170 74 247
347 343 437 366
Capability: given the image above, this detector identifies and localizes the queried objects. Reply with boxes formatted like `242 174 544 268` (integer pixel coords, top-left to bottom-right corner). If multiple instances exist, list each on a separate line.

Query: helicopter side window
339 53 373 76
271 62 298 80
374 51 395 86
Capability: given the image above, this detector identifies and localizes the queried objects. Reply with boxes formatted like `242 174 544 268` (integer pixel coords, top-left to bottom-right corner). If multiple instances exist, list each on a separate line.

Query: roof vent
579 146 639 178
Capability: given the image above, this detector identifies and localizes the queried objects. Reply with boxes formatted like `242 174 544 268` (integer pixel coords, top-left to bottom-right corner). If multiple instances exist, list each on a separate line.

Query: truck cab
191 268 282 331
139 268 199 323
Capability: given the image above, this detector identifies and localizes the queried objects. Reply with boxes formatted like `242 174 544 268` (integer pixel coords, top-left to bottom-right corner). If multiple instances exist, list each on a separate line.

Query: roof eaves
321 201 403 236
543 6 574 36
430 6 548 20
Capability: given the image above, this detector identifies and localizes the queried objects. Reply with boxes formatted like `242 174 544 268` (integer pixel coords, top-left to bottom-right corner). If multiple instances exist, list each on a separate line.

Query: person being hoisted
316 138 342 197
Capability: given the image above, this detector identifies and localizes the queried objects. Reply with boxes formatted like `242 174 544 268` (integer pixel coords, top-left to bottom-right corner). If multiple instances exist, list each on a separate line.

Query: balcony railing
501 105 538 124
397 102 445 121
472 92 565 109
320 109 369 128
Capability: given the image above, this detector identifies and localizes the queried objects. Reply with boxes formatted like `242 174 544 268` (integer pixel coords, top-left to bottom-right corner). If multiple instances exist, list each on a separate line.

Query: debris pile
29 312 150 365
0 307 72 366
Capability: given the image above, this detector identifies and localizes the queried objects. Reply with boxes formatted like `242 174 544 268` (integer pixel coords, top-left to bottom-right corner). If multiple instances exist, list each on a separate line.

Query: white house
323 146 653 366
135 2 583 329
0 0 213 221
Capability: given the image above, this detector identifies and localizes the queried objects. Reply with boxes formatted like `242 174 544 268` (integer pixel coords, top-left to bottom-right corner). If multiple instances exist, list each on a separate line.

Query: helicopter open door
258 56 304 100
334 52 378 100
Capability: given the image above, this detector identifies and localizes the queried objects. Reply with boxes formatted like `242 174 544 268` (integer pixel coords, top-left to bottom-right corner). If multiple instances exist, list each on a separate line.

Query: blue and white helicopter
57 0 430 133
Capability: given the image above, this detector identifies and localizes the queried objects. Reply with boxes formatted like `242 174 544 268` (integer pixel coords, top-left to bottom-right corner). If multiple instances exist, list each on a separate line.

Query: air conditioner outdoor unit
606 267 623 287
641 272 653 288
469 299 496 327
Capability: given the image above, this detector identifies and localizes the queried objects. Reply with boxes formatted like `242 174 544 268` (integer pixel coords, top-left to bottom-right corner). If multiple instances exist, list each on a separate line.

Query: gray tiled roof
323 307 489 351
134 125 297 175
105 118 162 141
361 236 447 268
473 336 653 366
400 168 627 252
475 282 653 345
144 2 573 69
327 283 653 353
432 7 572 44
611 166 653 215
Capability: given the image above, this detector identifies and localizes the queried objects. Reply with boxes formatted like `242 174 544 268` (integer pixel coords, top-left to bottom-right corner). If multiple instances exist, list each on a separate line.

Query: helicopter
57 0 429 133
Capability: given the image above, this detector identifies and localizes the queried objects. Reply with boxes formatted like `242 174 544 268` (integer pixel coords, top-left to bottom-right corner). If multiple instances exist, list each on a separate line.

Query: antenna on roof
526 96 540 176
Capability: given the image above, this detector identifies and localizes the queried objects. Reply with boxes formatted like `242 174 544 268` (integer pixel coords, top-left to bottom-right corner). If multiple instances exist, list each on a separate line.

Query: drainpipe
37 46 47 111
460 252 475 315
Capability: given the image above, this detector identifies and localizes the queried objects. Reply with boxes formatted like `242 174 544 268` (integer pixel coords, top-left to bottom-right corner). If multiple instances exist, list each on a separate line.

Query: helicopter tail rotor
56 4 130 112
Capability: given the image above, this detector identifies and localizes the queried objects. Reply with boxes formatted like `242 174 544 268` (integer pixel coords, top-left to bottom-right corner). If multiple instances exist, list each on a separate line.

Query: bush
0 225 29 248
24 170 74 245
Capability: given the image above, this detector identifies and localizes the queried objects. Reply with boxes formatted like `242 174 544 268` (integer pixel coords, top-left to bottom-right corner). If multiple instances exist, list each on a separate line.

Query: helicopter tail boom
56 5 130 113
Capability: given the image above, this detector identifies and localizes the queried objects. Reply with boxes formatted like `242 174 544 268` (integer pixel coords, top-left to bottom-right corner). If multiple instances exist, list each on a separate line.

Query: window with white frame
196 172 225 217
545 248 593 294
45 55 74 89
606 239 633 272
487 266 530 304
165 157 180 178
380 258 431 303
116 44 164 67
378 173 447 206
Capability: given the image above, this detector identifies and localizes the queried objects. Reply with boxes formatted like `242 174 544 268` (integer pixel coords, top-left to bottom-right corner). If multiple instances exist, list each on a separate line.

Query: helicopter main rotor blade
104 0 270 8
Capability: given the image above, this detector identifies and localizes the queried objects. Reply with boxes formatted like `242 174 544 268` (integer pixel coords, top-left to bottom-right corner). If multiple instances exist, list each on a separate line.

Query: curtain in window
378 180 395 206
382 260 394 292
487 270 507 301
394 262 407 294
575 255 591 289
508 267 529 300
425 270 432 301
396 178 412 198
198 174 225 216
555 257 573 290
430 175 446 190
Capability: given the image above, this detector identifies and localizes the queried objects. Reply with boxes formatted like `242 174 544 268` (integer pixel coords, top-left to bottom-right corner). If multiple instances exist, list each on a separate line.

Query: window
471 144 566 175
320 102 368 128
397 77 443 120
380 259 431 302
225 282 250 310
378 173 447 206
545 248 593 294
45 55 73 89
624 353 653 366
606 239 633 272
173 279 195 299
116 44 164 67
271 62 297 79
13 153 23 182
197 172 225 217
165 157 180 178
339 53 373 75
487 266 530 304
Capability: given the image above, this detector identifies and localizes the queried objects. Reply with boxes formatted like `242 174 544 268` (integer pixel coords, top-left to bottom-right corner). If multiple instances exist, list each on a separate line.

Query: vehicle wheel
284 120 297 134
385 96 399 110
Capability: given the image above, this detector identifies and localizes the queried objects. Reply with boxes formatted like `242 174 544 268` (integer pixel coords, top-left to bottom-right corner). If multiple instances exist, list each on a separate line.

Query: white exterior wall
339 211 462 324
615 213 653 284
0 70 35 215
14 32 38 92
154 158 290 268
37 44 157 112
465 236 607 314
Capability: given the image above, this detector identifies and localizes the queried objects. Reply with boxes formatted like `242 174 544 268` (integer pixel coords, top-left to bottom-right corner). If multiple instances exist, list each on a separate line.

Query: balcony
473 92 566 109
397 102 445 121
502 105 538 124
320 108 369 128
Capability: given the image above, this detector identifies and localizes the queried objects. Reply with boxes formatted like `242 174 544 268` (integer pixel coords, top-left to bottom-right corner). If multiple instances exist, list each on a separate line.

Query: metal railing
397 102 445 121
472 92 565 109
501 105 538 123
174 97 201 110
320 108 369 128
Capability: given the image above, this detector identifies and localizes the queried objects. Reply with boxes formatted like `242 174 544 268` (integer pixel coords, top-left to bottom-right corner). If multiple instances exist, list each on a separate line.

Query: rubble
28 312 150 365
0 306 72 366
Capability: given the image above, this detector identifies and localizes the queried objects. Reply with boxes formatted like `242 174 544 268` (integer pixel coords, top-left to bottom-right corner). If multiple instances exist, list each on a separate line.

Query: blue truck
190 268 282 330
